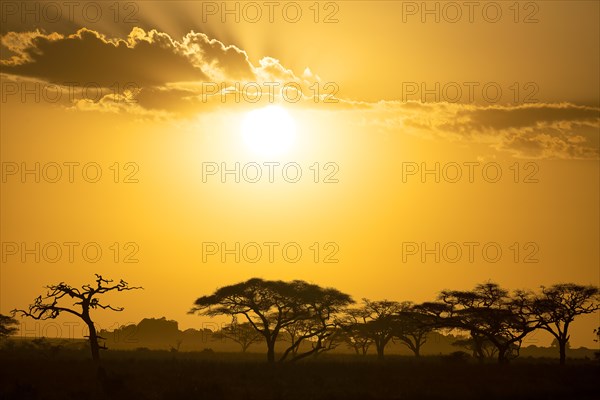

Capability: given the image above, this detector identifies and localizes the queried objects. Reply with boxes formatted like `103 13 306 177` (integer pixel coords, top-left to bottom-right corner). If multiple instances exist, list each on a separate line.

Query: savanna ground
1 348 598 400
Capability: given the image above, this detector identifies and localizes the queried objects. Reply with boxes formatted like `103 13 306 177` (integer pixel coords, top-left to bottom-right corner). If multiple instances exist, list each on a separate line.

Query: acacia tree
420 297 490 361
359 299 406 360
339 308 374 355
393 304 437 357
189 278 353 363
313 326 343 355
452 335 498 362
279 318 343 359
213 320 262 353
282 320 308 356
439 283 539 363
12 274 142 362
529 283 599 365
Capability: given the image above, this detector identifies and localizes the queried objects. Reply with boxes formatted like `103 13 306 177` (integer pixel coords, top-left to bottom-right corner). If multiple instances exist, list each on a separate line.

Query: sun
241 105 297 156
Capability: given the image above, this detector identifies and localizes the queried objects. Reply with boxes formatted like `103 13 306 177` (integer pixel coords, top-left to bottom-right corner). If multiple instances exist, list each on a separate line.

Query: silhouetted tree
213 320 262 353
393 304 437 357
189 278 353 363
279 318 343 358
282 320 307 356
339 308 374 355
12 274 142 362
550 338 570 350
277 298 349 362
452 335 498 362
358 299 405 360
0 313 19 340
529 283 599 365
439 283 539 363
310 326 342 358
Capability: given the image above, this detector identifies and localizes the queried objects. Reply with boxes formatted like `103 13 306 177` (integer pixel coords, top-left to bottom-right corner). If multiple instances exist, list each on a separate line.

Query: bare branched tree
12 274 142 362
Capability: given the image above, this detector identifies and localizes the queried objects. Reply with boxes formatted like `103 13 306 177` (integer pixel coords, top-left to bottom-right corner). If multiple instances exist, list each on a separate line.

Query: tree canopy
190 278 353 362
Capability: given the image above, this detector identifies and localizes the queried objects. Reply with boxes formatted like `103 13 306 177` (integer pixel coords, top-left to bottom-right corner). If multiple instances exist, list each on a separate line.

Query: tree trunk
475 346 484 364
87 321 101 363
473 336 484 362
558 339 567 366
267 340 275 363
413 344 421 357
376 342 385 360
497 347 509 364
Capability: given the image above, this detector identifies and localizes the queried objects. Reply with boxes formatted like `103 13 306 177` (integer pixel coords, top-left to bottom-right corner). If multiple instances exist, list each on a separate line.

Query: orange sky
1 1 599 347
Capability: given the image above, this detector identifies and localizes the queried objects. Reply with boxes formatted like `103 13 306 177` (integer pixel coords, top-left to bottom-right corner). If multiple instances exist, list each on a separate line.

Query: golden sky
1 1 599 347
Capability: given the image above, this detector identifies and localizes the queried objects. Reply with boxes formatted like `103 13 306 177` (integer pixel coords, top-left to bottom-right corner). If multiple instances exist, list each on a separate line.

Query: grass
1 350 598 400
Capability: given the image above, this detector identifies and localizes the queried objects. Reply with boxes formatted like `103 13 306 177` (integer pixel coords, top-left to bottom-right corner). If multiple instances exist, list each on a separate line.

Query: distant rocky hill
97 317 599 359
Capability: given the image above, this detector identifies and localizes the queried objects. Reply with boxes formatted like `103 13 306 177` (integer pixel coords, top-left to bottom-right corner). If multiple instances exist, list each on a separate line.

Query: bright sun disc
241 106 297 156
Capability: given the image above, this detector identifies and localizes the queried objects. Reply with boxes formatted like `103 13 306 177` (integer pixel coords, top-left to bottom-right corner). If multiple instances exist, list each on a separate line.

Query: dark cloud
1 28 310 90
1 28 208 87
497 125 599 159
433 104 599 159
451 104 599 131
365 102 599 159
